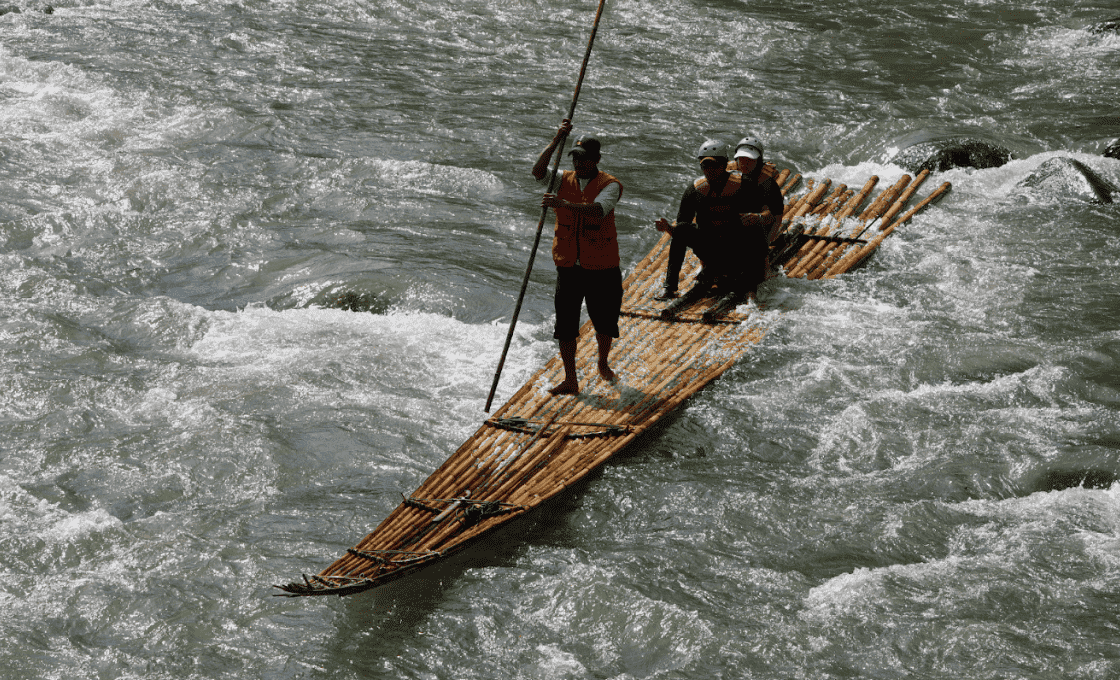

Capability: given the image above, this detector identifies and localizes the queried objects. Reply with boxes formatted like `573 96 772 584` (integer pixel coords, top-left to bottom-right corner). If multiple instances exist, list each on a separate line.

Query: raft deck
275 168 950 597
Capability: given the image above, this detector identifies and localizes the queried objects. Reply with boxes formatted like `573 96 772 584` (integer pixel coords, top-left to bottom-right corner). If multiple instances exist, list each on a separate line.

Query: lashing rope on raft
487 416 632 438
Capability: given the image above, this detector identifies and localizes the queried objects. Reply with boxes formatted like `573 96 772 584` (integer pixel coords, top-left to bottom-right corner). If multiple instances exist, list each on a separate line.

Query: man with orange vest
532 119 624 396
654 138 778 318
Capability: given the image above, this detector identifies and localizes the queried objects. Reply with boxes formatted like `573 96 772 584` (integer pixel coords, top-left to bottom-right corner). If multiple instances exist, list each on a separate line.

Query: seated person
653 139 774 319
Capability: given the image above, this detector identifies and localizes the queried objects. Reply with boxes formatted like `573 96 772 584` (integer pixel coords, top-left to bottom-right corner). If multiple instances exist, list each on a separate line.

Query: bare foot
599 363 615 381
549 379 579 396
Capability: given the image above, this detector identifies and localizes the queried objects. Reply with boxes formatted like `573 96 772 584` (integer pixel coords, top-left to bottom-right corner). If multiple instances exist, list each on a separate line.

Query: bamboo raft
275 167 951 597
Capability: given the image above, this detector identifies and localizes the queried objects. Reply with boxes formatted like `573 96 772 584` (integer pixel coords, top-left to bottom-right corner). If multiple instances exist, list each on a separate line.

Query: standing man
653 139 770 316
532 119 624 396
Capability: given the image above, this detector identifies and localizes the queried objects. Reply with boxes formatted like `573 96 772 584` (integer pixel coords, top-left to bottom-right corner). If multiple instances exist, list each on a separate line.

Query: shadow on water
311 411 691 668
317 493 593 674
1029 467 1118 493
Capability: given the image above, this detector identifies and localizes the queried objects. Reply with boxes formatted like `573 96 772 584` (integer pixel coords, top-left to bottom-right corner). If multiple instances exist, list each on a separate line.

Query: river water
2 0 1120 678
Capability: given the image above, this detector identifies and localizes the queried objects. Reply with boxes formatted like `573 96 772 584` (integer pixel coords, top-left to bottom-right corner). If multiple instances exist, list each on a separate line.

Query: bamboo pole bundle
784 172 904 276
778 189 819 233
523 332 760 502
820 173 940 279
340 431 500 559
781 178 830 229
447 418 560 500
774 168 790 189
491 322 726 515
786 177 879 278
825 180 951 277
324 410 566 576
876 169 931 231
409 426 574 553
779 172 801 195
837 176 879 220
342 311 756 573
332 423 578 577
781 182 851 271
864 174 913 221
816 185 851 214
327 423 565 577
804 174 914 279
781 178 814 214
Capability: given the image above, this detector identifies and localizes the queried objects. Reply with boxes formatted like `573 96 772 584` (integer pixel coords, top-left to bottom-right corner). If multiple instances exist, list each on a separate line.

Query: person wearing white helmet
653 138 771 317
730 135 785 245
532 118 624 396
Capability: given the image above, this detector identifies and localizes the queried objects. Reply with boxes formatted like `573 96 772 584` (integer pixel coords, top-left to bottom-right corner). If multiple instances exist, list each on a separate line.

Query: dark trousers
663 223 763 295
553 266 623 341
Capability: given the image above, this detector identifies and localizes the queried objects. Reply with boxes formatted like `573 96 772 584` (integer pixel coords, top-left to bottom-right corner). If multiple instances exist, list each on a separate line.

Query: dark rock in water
890 138 1012 174
319 289 391 314
1089 17 1120 34
1105 138 1120 160
0 3 53 14
1034 468 1118 492
1019 156 1119 203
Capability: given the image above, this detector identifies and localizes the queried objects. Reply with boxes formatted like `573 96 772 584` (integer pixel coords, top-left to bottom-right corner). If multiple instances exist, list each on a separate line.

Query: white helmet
696 139 728 161
735 135 764 160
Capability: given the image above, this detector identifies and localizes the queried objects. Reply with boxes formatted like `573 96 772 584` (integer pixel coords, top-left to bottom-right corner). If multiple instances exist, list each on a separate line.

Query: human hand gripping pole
484 0 609 412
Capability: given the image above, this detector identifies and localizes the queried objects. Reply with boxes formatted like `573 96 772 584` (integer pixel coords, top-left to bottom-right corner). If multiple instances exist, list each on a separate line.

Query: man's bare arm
532 119 573 181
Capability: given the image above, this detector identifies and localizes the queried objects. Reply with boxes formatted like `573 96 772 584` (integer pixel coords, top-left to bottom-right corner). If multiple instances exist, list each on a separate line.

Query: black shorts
553 265 623 340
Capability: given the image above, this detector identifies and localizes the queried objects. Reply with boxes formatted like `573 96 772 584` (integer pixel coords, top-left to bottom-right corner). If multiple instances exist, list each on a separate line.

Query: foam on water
185 303 551 425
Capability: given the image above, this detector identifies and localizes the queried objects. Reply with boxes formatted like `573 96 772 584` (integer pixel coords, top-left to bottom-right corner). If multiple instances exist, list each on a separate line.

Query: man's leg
595 333 614 381
585 267 622 382
550 338 580 395
657 224 698 300
551 267 582 395
661 267 715 319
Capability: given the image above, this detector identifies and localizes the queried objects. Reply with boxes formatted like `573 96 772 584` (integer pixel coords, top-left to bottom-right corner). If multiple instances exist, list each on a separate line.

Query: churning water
2 0 1120 678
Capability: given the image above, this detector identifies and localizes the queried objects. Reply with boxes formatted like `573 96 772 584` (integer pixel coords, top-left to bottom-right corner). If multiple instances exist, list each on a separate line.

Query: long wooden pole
484 0 610 412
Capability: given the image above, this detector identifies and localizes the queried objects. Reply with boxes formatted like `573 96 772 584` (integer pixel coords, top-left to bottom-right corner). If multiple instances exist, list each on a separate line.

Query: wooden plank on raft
273 168 951 597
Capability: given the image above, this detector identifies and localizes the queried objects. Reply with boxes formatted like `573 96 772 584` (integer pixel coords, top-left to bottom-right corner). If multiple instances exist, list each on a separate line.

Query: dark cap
568 136 602 158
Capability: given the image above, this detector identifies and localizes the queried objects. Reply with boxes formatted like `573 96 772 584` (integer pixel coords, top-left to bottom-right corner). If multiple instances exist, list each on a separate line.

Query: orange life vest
692 171 743 231
551 170 623 270
726 160 780 185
